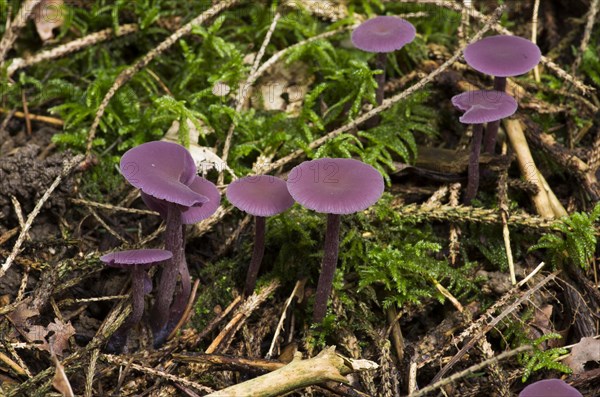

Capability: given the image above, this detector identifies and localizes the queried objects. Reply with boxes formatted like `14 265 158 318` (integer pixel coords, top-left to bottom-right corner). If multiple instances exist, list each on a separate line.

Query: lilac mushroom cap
519 379 583 397
451 90 518 124
142 176 221 224
351 16 416 53
464 35 541 77
226 175 294 217
100 249 173 268
286 158 384 215
120 141 207 207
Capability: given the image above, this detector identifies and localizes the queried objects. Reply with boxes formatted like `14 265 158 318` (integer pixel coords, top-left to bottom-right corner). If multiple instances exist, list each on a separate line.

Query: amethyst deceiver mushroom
519 379 583 397
286 158 384 323
141 175 220 343
451 90 517 204
101 249 172 352
351 16 416 126
120 141 208 342
463 35 541 153
226 175 295 296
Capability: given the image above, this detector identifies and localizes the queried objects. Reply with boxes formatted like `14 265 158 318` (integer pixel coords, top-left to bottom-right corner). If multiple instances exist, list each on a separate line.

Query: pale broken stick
503 119 565 218
206 346 377 397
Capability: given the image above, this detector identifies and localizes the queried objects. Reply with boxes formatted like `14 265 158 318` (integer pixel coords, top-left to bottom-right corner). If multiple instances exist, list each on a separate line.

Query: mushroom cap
351 16 416 53
286 158 384 215
141 175 221 224
519 379 582 397
100 249 172 269
226 175 294 217
451 90 518 124
463 35 541 77
120 141 207 207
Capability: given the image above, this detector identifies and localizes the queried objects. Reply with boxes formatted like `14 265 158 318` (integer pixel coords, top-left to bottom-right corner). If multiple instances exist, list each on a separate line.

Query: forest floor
0 0 600 396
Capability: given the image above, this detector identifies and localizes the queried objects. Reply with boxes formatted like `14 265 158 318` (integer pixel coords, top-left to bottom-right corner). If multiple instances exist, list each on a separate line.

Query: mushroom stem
365 52 387 129
482 76 507 153
465 123 484 204
244 216 266 296
129 266 146 326
151 203 183 344
167 226 191 337
106 266 146 353
375 52 387 106
313 213 341 323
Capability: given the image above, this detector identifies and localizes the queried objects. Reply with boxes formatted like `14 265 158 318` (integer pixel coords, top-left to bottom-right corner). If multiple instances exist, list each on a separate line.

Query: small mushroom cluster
452 35 541 203
103 142 384 352
103 141 221 350
226 157 384 323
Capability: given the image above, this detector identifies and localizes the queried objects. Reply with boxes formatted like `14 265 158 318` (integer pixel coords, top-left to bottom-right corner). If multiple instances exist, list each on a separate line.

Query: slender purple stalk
365 52 386 129
312 213 341 323
106 266 146 353
166 225 191 338
243 216 266 296
482 76 508 153
151 203 183 343
465 123 484 204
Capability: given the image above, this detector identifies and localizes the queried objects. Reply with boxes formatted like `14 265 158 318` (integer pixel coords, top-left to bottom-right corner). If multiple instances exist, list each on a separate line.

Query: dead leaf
24 318 75 356
564 337 600 374
47 319 76 356
52 354 74 397
7 299 39 328
33 0 65 42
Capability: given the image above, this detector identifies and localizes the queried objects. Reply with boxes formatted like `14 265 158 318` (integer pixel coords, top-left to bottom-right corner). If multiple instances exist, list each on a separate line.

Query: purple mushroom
519 379 582 397
226 175 294 296
351 16 416 126
142 175 220 342
451 90 517 204
101 249 172 352
463 35 541 153
120 141 209 343
286 158 384 323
